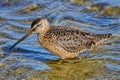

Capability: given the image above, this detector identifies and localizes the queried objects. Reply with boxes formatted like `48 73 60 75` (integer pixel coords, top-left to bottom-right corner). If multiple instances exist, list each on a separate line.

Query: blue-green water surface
0 0 120 79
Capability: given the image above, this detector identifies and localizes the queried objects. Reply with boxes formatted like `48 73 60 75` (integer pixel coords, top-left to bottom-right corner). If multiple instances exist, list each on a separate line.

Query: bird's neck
37 29 48 46
38 25 50 40
40 24 50 34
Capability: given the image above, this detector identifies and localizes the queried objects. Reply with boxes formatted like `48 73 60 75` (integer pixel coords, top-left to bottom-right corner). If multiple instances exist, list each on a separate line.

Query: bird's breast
37 33 52 47
37 34 45 46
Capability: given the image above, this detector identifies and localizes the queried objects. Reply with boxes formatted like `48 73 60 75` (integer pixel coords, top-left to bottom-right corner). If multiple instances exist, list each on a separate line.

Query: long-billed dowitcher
10 18 112 59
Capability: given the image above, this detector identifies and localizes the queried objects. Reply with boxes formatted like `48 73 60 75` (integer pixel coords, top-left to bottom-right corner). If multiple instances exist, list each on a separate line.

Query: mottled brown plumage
10 18 112 59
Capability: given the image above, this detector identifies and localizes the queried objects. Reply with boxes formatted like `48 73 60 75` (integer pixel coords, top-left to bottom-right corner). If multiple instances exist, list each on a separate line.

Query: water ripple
0 0 120 79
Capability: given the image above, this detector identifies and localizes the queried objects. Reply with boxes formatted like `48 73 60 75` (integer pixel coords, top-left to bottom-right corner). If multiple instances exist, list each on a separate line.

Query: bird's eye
36 23 42 27
37 25 40 26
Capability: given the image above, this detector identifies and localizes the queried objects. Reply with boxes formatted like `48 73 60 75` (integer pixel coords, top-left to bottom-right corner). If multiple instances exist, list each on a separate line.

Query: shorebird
10 18 112 59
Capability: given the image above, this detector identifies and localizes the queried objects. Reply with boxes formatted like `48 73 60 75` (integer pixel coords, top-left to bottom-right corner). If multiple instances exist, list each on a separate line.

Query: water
0 0 120 79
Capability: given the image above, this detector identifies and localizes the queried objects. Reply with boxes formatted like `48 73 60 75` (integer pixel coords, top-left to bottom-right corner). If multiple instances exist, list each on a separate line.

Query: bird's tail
97 33 112 39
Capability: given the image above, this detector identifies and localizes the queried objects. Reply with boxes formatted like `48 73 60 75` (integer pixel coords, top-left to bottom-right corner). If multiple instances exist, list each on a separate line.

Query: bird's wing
46 27 98 53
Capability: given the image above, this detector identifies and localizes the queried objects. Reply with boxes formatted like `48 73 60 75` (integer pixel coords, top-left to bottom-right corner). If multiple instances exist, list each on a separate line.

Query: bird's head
31 18 50 33
9 18 50 49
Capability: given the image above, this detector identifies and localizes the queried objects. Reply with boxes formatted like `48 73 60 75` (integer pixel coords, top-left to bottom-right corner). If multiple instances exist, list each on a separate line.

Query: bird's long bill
9 29 33 50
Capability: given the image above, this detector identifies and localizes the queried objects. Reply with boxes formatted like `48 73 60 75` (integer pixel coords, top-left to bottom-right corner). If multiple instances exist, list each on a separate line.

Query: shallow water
0 0 120 79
